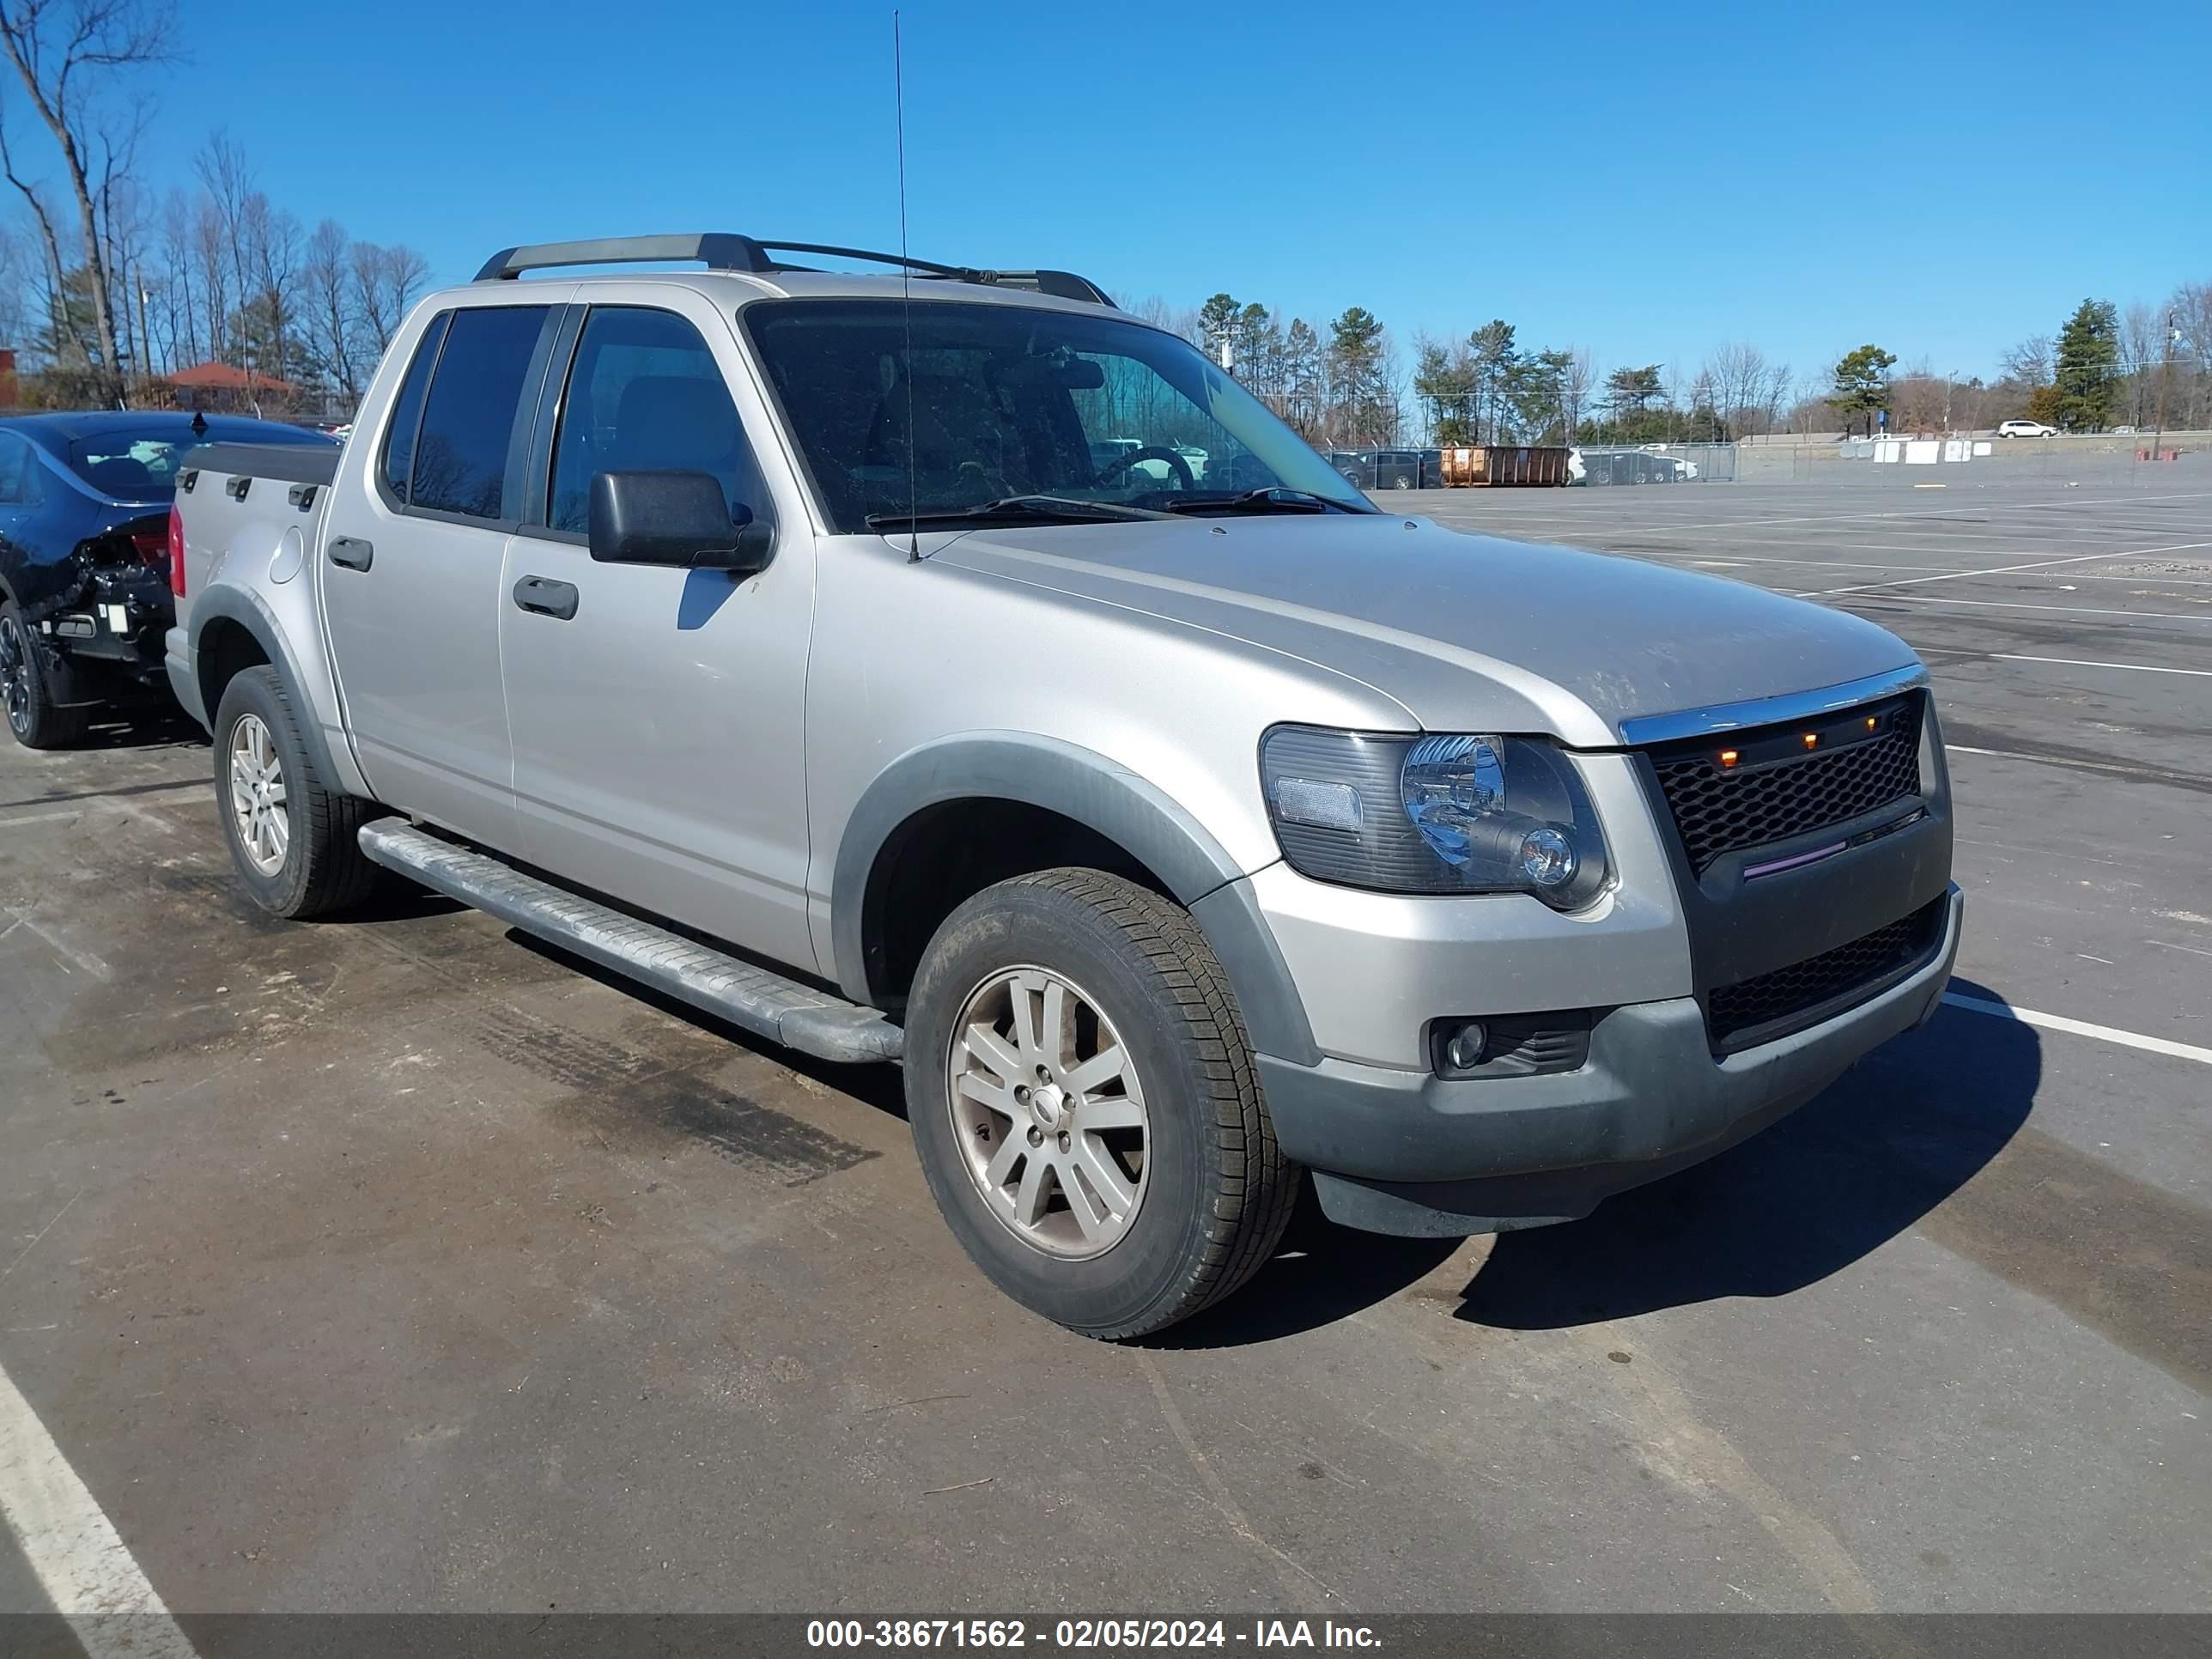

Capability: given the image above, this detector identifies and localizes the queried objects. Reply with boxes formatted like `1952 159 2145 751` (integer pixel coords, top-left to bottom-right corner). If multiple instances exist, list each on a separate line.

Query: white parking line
1991 653 2212 678
1942 994 2212 1066
1617 549 1907 571
1843 594 2212 623
2032 572 2212 587
0 1358 199 1657
0 913 112 981
1534 491 2212 534
1795 540 2212 598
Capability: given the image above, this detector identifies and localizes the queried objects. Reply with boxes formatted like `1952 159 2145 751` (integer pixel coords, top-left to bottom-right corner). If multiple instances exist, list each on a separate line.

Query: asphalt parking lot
2 473 2207 1625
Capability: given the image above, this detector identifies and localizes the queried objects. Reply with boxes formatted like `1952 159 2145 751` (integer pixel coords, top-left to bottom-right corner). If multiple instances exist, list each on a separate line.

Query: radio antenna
895 9 920 562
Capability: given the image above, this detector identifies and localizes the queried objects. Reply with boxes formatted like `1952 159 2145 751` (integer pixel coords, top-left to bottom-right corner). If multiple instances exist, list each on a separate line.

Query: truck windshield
742 298 1374 532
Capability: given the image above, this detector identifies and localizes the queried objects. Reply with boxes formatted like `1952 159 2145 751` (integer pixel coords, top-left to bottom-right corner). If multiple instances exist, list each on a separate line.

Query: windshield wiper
1155 488 1354 517
866 495 1169 532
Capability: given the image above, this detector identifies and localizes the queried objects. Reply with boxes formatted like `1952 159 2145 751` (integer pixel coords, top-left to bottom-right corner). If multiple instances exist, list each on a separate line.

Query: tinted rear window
381 311 450 502
407 307 550 520
66 426 326 499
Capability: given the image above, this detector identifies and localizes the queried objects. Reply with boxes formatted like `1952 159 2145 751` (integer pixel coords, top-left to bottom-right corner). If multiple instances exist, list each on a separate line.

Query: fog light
1443 1021 1487 1072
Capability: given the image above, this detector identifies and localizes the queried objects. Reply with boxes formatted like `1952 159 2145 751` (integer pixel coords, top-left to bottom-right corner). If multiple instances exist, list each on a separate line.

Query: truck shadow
73 706 208 752
1158 980 2038 1346
1455 977 2038 1331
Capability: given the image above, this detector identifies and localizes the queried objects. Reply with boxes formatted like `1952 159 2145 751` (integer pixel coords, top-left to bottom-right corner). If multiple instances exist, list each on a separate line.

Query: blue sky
124 1 2207 386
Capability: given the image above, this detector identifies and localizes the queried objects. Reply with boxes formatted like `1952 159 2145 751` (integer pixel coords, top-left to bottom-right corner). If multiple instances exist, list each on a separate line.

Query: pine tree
2052 299 2120 430
1827 345 1897 436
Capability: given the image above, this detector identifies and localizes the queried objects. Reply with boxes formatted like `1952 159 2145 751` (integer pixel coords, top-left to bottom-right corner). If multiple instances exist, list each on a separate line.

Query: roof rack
473 233 1114 307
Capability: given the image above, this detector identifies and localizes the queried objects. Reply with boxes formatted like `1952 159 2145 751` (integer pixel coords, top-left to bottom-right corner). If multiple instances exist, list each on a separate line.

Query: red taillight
167 503 186 597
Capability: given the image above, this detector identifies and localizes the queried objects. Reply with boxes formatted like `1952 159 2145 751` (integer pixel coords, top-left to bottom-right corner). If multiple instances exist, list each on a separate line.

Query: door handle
327 536 374 570
513 575 580 621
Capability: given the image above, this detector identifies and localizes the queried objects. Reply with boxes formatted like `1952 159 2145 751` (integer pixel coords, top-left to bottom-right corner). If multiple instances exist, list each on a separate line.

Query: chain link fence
1573 444 1737 485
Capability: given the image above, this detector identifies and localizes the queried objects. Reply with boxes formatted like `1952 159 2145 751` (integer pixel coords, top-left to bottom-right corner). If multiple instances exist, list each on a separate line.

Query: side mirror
587 470 772 573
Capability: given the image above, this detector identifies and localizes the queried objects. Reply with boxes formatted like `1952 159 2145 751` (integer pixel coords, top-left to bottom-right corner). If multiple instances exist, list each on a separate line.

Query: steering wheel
1094 445 1195 491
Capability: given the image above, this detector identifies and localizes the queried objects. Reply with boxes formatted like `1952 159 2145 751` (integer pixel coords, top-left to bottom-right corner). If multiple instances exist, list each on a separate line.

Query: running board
357 821 903 1064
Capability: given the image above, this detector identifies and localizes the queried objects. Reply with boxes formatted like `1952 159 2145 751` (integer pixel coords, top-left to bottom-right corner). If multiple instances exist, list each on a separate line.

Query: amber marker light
1802 732 1820 750
1719 749 1740 768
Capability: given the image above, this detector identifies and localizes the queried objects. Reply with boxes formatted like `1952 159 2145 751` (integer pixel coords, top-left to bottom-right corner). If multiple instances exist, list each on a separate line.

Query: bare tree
191 192 227 371
2172 281 2211 428
0 116 73 358
155 183 193 366
1559 346 1595 439
2000 334 2054 389
0 219 33 349
242 189 300 380
0 0 176 399
1119 293 1202 349
194 128 252 367
2117 302 2160 428
349 239 428 354
301 216 361 401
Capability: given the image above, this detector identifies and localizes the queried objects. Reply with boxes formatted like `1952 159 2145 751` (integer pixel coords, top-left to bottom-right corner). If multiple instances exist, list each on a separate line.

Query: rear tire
905 869 1299 1339
213 665 384 919
0 601 91 750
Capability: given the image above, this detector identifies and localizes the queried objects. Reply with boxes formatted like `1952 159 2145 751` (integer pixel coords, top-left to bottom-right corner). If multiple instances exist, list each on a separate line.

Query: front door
319 301 564 848
499 297 817 973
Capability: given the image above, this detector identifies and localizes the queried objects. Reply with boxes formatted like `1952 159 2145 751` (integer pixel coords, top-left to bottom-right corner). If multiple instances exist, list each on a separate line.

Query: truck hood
933 514 1918 746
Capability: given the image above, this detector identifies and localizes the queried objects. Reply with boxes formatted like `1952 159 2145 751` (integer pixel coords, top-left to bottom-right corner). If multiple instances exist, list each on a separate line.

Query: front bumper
1257 882 1962 1237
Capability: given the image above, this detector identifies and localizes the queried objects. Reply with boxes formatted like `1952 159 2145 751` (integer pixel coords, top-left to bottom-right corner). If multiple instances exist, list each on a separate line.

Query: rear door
497 292 819 972
319 299 566 848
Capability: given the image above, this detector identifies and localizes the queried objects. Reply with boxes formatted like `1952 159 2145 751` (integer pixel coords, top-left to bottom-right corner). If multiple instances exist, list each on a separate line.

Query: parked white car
1996 420 2057 438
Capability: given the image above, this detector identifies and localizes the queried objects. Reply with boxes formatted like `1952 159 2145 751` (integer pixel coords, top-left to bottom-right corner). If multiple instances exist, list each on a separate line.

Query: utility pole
2151 313 2179 463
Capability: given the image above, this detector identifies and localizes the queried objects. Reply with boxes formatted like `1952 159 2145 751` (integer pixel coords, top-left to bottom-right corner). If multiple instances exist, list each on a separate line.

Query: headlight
1261 725 1611 908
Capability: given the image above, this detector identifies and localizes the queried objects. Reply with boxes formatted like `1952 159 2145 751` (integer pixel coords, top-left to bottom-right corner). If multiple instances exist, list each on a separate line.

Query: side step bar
357 821 903 1064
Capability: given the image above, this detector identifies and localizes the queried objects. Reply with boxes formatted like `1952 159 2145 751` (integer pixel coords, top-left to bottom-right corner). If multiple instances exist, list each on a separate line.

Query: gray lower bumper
164 628 208 732
1259 884 1964 1237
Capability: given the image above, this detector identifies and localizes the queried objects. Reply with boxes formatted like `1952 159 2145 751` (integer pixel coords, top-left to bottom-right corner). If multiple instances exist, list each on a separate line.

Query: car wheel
905 869 1299 1339
1393 475 1413 490
0 600 90 750
214 665 386 919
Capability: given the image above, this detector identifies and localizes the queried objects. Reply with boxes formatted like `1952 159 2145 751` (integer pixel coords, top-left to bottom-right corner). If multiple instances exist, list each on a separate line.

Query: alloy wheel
228 713 290 877
947 965 1150 1259
0 615 30 737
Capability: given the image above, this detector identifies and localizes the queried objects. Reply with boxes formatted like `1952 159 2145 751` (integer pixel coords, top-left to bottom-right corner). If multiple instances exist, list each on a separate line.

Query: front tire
0 600 90 750
905 869 1299 1339
213 665 384 919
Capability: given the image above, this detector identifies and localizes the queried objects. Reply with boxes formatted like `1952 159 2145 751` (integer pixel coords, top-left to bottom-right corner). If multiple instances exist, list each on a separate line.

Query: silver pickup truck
169 232 1960 1337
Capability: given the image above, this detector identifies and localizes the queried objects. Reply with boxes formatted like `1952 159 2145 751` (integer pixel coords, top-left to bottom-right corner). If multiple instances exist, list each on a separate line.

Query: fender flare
830 732 1317 1065
188 585 351 795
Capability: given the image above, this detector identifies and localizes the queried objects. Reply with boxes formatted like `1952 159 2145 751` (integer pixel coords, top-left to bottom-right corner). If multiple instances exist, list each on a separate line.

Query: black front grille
1650 696 1922 873
1706 897 1944 1050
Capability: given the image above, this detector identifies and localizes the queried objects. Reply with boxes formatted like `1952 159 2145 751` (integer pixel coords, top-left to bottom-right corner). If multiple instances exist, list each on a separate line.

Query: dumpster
1436 444 1572 486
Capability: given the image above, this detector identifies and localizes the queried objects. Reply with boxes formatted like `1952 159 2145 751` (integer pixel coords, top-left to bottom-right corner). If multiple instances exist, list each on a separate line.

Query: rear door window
405 307 552 521
380 312 449 502
0 433 29 503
